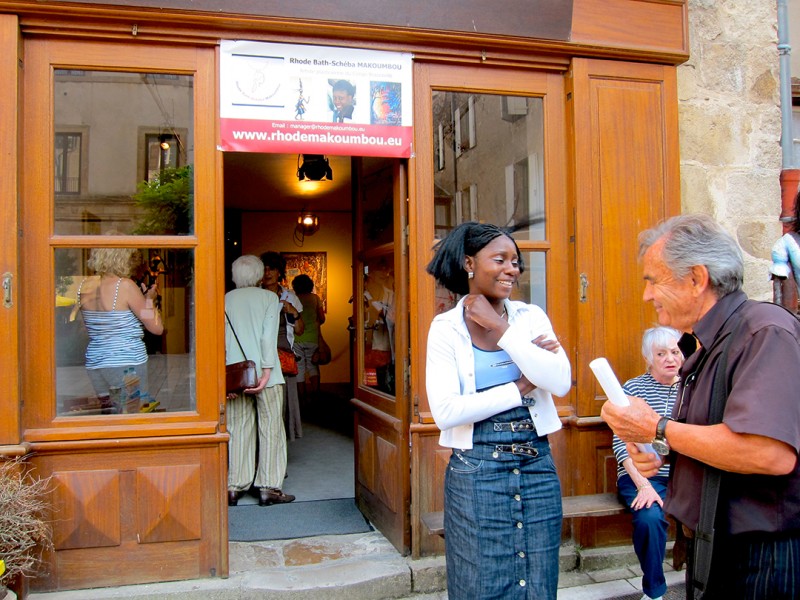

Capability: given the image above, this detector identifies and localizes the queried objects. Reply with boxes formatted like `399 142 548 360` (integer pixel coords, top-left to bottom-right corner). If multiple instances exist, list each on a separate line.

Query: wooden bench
421 492 627 537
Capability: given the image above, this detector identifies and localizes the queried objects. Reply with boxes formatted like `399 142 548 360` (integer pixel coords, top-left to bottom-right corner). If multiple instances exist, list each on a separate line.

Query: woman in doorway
291 273 326 405
612 326 683 600
225 255 294 507
261 251 305 441
77 245 163 412
425 221 571 600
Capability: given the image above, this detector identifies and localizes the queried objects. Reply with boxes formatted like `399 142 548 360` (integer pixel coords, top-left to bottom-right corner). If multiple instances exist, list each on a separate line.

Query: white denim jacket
425 297 571 449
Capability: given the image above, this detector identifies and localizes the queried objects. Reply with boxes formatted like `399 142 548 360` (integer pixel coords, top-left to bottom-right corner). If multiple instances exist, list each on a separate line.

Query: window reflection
431 91 549 314
53 70 194 235
361 257 395 395
432 92 545 240
55 247 195 415
514 251 547 312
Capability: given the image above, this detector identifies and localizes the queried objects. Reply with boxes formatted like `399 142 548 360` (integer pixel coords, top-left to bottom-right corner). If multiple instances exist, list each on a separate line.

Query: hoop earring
467 271 474 279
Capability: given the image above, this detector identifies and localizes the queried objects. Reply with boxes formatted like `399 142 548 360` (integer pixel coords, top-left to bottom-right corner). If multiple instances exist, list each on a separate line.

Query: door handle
579 273 588 303
2 272 12 308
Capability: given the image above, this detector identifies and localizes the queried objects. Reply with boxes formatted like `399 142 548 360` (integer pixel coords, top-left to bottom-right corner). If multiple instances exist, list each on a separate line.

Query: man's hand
601 394 661 443
626 443 663 479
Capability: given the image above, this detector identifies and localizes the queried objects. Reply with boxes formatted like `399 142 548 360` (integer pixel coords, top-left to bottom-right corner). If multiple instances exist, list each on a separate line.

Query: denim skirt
444 407 562 600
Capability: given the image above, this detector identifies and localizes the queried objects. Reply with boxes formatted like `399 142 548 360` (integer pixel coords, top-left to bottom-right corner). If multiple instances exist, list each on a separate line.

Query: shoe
227 490 240 506
259 488 295 506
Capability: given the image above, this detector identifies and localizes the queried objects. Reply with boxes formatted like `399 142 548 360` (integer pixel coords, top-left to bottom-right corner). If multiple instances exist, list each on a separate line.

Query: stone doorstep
27 536 662 600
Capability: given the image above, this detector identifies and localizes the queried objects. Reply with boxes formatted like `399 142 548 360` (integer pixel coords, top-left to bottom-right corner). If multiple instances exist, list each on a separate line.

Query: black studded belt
494 443 539 457
493 420 535 432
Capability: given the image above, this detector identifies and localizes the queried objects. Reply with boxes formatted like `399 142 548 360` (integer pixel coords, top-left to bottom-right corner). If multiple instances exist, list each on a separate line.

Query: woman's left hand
244 368 271 394
532 334 560 353
631 483 663 510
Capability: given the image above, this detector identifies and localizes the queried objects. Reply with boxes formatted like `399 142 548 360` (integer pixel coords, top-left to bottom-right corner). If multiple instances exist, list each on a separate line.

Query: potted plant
0 458 52 598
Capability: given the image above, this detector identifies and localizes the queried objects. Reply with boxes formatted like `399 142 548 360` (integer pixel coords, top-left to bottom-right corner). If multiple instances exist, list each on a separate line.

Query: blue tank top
474 347 521 391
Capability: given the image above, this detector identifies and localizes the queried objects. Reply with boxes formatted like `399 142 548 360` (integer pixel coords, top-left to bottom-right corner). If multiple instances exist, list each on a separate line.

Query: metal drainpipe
779 0 800 233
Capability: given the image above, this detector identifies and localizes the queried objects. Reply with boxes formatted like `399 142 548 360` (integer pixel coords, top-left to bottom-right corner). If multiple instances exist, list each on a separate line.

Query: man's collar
691 290 748 349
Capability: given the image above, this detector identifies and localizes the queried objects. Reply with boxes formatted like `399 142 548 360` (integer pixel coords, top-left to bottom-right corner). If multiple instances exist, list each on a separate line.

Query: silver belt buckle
514 443 537 456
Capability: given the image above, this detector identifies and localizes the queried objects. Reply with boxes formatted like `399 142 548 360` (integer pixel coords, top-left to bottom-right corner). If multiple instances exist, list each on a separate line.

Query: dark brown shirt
666 290 800 535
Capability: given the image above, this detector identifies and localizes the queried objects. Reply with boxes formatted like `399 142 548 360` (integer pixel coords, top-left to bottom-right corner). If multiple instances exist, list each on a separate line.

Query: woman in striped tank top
612 326 683 600
77 246 163 412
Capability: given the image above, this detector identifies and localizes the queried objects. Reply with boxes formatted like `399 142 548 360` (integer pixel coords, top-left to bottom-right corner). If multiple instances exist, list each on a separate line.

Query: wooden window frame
21 38 222 442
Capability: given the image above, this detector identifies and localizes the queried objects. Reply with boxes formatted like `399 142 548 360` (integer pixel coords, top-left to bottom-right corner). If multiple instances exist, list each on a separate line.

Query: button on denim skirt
444 407 562 600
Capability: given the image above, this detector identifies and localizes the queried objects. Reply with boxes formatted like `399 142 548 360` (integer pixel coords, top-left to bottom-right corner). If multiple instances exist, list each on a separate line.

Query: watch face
652 439 670 456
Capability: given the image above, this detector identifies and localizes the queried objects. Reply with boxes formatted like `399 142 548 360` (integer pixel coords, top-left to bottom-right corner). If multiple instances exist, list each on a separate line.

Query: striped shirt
612 372 678 479
83 310 147 369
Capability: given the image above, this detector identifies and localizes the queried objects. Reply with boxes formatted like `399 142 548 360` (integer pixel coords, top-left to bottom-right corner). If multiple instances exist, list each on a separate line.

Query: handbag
278 348 299 377
311 332 332 366
225 312 258 394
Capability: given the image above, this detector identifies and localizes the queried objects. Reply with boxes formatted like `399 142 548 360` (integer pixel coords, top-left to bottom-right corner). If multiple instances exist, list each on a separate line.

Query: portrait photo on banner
284 251 327 311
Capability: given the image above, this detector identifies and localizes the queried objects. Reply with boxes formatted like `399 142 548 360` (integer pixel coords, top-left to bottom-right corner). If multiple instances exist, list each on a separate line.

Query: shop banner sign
220 41 413 158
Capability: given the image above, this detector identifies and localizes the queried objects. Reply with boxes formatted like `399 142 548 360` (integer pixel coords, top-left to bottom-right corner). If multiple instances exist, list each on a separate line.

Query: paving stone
588 567 638 583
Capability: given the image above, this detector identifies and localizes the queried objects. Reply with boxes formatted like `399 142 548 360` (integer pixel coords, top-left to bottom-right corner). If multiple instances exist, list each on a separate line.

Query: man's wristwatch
651 416 671 456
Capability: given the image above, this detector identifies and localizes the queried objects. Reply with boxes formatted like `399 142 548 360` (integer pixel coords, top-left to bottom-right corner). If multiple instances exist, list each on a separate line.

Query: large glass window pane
55 247 195 415
431 91 548 315
358 158 396 394
514 251 547 312
53 70 194 235
432 92 545 241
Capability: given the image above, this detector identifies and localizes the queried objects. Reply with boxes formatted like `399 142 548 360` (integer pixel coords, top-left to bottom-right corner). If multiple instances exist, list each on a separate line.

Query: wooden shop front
0 0 686 592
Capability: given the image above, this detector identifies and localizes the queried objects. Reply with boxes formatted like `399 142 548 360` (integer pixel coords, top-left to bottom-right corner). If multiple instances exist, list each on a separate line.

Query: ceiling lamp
297 212 320 236
297 154 333 181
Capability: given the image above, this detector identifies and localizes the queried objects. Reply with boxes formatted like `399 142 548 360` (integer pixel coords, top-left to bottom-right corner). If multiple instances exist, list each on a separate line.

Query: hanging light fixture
297 154 333 181
297 212 320 236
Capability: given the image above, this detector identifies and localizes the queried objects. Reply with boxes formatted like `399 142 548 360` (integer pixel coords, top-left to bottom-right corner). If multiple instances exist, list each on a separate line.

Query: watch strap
656 416 670 440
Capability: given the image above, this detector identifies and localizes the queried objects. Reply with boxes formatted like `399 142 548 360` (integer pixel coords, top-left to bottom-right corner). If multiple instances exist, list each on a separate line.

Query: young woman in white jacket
425 221 571 600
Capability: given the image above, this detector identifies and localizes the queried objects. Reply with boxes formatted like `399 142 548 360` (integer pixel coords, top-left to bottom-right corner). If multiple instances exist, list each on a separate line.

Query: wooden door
0 15 21 451
409 62 571 556
567 57 680 545
20 38 227 591
351 158 411 554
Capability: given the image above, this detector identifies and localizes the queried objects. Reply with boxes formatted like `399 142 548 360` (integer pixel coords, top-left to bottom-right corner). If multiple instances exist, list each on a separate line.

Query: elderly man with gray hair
602 214 800 600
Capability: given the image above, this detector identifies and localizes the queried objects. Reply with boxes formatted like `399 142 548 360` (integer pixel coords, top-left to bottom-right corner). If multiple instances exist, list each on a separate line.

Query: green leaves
132 165 193 235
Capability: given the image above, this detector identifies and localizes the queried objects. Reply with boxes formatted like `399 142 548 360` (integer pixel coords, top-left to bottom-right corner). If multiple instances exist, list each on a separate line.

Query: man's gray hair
641 326 682 367
638 214 743 297
231 255 264 289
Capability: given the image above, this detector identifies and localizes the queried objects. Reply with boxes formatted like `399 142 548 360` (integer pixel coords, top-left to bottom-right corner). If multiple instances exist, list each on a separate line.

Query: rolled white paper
589 357 629 406
590 357 660 460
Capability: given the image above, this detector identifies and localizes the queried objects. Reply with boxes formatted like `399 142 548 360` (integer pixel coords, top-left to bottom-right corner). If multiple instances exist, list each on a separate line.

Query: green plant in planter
0 459 52 589
132 164 193 235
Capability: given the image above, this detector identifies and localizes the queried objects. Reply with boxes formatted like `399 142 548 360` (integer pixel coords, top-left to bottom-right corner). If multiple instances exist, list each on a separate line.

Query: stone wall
679 0 782 300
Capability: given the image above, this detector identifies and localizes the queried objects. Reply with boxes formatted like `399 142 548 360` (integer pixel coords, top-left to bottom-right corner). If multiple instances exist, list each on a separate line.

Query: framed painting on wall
283 251 327 311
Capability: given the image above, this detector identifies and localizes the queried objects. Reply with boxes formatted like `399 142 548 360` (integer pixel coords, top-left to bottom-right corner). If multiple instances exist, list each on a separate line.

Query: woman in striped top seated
77 246 163 412
612 326 683 600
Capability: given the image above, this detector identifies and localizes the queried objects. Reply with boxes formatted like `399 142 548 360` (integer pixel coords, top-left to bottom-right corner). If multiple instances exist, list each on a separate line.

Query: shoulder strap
224 311 249 361
692 306 748 595
112 277 122 311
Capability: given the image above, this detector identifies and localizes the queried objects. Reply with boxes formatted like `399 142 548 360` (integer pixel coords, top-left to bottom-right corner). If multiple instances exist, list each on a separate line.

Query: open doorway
221 151 359 535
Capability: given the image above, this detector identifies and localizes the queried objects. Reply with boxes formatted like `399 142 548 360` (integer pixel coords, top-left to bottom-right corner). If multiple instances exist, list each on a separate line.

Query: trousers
617 474 669 599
